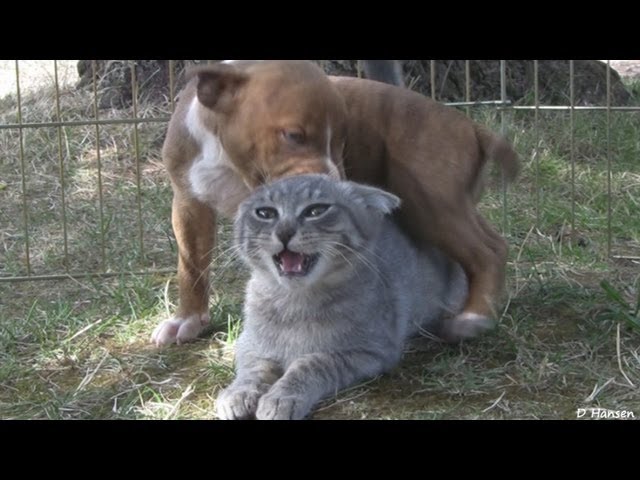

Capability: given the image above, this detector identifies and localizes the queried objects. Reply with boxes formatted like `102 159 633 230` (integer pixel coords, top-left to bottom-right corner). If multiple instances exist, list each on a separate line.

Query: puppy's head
189 61 348 187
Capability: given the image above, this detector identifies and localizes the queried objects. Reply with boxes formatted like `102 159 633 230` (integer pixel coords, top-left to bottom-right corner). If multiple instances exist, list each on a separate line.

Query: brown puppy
151 60 519 347
333 76 519 339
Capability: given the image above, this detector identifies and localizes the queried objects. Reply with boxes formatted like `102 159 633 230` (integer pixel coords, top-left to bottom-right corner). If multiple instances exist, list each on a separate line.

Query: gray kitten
216 175 468 420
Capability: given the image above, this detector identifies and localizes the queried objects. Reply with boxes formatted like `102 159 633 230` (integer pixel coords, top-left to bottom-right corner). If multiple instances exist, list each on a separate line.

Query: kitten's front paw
442 312 494 343
216 387 262 420
150 313 209 347
256 392 309 420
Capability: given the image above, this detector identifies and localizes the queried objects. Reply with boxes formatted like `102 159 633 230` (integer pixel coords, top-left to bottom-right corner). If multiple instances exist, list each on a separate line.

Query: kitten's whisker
326 241 388 283
187 243 248 292
324 241 378 278
213 253 245 279
209 244 244 265
321 245 355 271
348 242 388 265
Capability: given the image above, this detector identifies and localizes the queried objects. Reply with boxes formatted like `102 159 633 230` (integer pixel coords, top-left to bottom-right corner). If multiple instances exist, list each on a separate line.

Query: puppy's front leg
151 192 216 347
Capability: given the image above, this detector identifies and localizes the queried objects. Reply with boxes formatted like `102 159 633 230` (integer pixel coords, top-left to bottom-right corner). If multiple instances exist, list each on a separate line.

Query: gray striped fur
216 175 467 420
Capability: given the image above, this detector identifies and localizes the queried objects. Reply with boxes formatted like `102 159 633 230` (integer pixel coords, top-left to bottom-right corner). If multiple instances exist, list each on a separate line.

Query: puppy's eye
255 207 278 220
302 204 330 218
281 128 306 145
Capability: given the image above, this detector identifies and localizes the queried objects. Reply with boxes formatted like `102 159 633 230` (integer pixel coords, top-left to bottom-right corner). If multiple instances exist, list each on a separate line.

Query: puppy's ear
187 64 249 114
344 182 401 215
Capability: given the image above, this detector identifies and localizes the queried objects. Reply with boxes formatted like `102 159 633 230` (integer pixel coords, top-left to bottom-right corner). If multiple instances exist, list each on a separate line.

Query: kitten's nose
276 225 296 248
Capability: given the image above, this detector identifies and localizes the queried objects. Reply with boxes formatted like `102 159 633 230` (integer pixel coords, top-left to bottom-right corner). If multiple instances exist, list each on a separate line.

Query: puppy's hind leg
398 191 506 342
436 206 507 342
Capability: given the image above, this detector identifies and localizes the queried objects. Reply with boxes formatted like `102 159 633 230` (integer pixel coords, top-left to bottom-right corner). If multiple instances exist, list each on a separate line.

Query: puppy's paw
150 313 209 347
256 392 308 420
216 387 262 420
441 312 494 343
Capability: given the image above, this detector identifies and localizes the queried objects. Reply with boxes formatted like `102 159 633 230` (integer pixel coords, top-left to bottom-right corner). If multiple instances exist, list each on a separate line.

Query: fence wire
0 60 633 283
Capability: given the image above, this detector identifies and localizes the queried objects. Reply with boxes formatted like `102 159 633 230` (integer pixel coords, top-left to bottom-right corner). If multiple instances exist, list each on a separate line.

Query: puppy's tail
360 60 405 88
472 124 521 201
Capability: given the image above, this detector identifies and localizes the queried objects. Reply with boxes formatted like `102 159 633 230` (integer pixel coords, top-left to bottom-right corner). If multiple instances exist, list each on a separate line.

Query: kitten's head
234 174 401 289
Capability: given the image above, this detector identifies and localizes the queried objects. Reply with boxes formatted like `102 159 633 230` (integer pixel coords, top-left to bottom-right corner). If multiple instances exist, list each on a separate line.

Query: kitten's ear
346 182 401 215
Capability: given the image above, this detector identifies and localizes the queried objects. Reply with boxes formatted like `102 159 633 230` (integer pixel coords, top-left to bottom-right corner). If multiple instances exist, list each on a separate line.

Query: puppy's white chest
185 98 250 217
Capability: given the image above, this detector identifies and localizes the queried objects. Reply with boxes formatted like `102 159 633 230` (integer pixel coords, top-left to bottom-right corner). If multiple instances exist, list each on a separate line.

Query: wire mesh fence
0 60 638 284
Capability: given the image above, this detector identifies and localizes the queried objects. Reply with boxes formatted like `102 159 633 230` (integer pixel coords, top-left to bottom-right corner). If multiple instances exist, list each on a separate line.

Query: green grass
0 72 639 420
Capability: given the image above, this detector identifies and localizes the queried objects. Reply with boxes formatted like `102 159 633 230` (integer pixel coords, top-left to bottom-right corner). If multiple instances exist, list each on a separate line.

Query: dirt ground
0 60 78 98
608 60 640 79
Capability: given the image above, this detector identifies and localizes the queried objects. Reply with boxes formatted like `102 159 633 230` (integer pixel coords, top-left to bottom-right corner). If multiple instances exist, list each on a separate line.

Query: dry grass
0 62 639 420
0 64 172 277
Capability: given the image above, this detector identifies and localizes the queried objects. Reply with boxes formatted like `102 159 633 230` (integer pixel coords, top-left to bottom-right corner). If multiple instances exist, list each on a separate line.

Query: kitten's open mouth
273 249 319 277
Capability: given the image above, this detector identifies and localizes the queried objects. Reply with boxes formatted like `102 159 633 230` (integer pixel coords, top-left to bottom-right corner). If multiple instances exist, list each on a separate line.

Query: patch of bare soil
608 60 640 79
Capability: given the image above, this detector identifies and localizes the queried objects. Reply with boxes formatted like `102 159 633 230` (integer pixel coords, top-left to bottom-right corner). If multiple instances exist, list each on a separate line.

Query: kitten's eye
302 204 330 218
281 128 306 145
255 207 278 220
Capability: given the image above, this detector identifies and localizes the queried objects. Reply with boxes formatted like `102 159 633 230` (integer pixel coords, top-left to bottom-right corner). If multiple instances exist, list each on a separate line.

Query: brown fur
331 76 519 323
156 60 519 346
